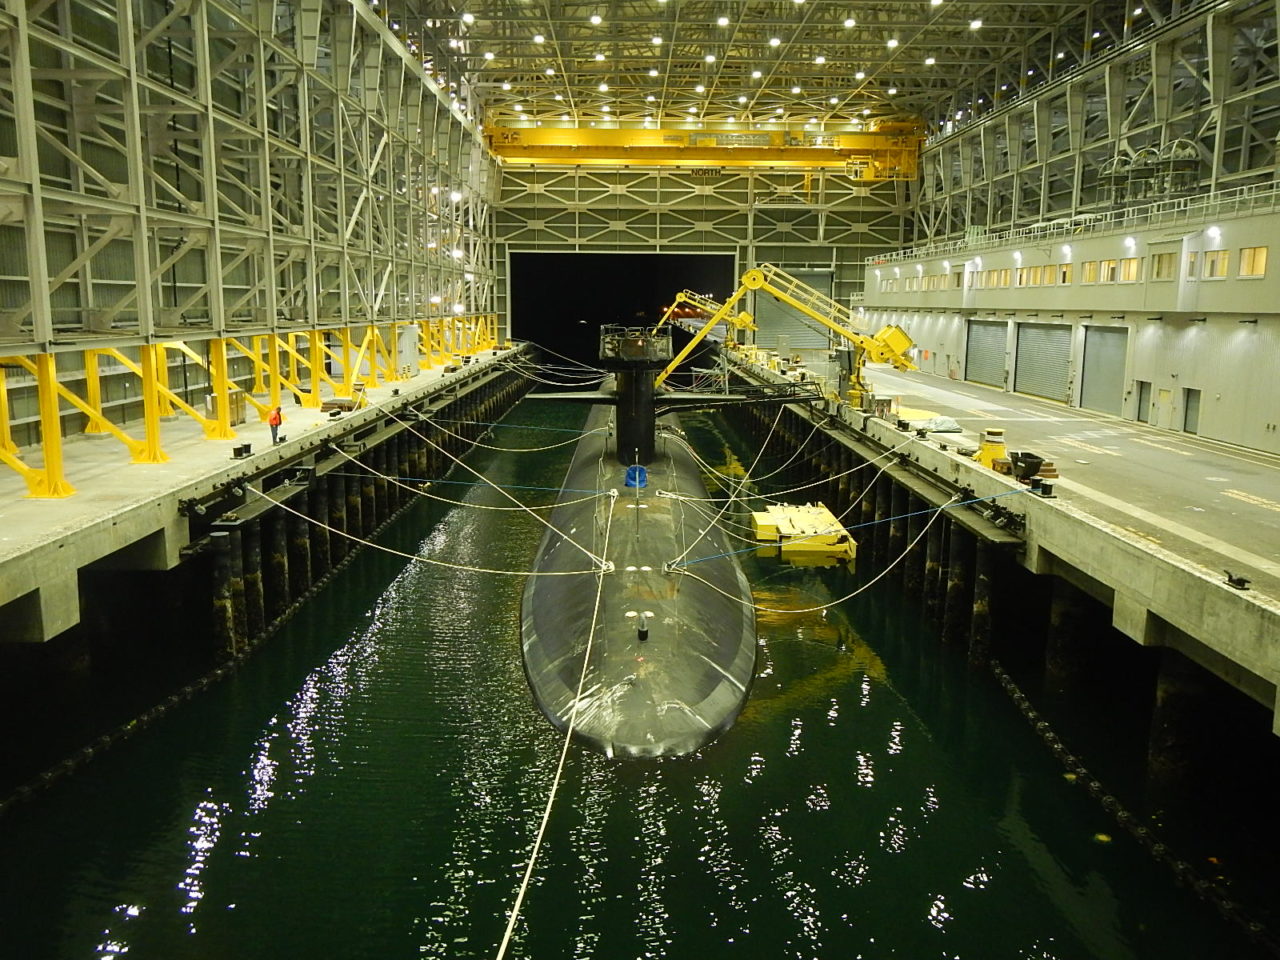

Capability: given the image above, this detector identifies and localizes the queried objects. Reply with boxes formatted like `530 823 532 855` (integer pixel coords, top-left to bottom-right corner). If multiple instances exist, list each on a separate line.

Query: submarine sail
520 326 757 757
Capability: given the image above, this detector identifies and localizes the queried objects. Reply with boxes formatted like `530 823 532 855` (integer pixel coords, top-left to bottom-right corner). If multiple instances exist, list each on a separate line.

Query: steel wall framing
494 165 912 318
914 0 1280 243
0 0 496 352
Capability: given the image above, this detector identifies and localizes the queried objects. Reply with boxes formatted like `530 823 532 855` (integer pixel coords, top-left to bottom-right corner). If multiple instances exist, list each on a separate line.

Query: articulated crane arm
654 288 757 387
656 264 915 402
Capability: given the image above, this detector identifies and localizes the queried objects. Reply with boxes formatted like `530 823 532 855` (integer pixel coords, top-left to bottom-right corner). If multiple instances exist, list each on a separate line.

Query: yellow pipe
137 344 169 463
31 353 75 497
82 349 107 435
250 335 266 393
267 334 282 410
0 365 15 454
207 338 235 440
307 330 323 407
156 344 174 417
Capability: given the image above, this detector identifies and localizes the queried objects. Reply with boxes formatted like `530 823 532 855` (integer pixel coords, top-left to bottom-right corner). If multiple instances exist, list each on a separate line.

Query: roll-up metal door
965 319 1006 387
753 270 832 351
1080 326 1127 415
1014 322 1072 402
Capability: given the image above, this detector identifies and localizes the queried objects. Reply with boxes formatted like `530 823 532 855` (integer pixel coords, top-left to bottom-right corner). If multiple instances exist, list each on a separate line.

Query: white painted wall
861 207 1280 453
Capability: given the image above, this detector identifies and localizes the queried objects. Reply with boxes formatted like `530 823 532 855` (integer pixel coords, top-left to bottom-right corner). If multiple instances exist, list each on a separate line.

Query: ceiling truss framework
398 0 1165 131
0 0 494 353
915 0 1280 241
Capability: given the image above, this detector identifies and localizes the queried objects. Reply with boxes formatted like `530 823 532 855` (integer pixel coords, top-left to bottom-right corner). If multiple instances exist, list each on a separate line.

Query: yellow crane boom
655 265 916 403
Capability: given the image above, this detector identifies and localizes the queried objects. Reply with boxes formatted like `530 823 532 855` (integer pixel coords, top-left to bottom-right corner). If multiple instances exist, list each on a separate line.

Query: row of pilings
724 399 1011 664
0 365 529 811
206 369 530 659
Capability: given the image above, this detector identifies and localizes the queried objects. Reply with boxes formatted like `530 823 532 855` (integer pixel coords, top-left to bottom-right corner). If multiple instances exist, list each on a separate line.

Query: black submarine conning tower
599 324 672 466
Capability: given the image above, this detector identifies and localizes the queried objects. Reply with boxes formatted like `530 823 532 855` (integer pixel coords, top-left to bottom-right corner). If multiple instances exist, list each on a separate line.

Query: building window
952 270 965 289
1203 249 1229 278
1119 257 1141 282
1151 252 1177 280
1240 246 1268 278
999 268 1012 287
1058 263 1073 284
1082 260 1099 284
1186 251 1198 278
1100 259 1118 282
1042 264 1057 286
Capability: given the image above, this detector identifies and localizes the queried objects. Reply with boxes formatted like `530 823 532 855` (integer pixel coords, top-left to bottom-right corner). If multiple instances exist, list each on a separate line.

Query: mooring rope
671 495 959 614
246 487 596 577
423 416 607 453
665 405 786 569
392 414 611 570
495 491 617 960
330 449 605 513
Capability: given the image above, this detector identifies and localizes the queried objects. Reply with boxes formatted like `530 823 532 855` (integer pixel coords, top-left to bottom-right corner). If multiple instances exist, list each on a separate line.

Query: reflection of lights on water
962 864 993 890
854 751 875 788
922 784 941 815
786 718 803 757
744 752 766 783
826 697 839 725
96 904 145 957
927 893 952 929
832 854 870 887
887 719 904 754
859 675 872 708
879 806 910 853
806 784 830 811
179 797 232 930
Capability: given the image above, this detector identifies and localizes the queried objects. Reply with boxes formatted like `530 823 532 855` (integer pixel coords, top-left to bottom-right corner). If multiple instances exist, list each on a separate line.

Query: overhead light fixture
501 82 511 90
461 12 474 24
594 52 605 61
717 15 729 25
483 51 494 60
855 70 865 79
545 67 555 74
769 37 781 47
652 36 662 45
924 56 935 65
649 68 659 76
705 54 716 63
533 33 545 43
815 55 826 64
843 17 855 27
828 96 837 104
513 104 523 112
751 70 763 78
688 106 697 113
738 95 747 103
602 105 610 112
695 84 706 92
554 93 563 100
887 87 897 94
647 94 655 101
969 19 982 29
886 38 899 48
590 14 601 24
598 82 608 91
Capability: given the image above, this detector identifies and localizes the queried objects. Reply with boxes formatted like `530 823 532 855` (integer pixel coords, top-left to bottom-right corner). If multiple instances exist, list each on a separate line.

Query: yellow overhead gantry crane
655 264 916 406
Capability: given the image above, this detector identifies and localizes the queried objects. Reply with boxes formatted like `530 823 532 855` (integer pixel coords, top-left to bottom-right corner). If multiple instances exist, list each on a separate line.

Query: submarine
520 324 763 758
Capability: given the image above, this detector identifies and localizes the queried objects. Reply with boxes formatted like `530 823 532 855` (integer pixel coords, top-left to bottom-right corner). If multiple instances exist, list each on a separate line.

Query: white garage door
1014 323 1072 402
965 319 1006 387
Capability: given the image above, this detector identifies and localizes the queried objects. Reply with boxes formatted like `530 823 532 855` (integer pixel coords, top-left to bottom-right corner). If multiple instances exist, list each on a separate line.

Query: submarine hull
520 405 757 757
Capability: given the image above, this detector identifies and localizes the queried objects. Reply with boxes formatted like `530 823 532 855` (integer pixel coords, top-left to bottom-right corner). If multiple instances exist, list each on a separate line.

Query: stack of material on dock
751 502 856 565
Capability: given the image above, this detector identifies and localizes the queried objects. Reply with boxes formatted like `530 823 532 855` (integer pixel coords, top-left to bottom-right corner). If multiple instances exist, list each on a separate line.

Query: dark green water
0 401 1266 959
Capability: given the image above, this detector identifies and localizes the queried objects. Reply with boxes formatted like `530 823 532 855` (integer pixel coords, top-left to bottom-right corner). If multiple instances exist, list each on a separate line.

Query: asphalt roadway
867 366 1280 604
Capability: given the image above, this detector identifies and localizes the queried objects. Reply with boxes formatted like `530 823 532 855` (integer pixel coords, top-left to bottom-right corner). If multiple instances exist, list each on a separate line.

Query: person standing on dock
268 406 283 444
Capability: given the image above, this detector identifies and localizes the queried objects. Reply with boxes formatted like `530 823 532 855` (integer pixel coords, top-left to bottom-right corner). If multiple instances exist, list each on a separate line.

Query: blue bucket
624 465 648 488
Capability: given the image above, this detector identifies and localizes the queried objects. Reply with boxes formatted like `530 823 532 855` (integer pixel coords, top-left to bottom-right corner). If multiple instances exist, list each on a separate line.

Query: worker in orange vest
268 406 283 444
